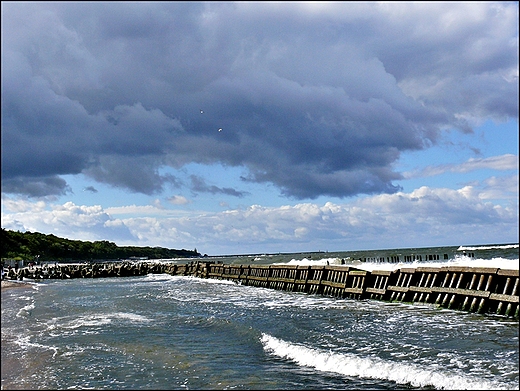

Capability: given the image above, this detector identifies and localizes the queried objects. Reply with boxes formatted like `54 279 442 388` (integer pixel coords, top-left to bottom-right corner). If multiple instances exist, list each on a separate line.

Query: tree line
1 228 202 262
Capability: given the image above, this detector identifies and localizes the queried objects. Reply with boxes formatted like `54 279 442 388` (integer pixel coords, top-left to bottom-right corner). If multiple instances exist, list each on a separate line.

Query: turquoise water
1 244 518 390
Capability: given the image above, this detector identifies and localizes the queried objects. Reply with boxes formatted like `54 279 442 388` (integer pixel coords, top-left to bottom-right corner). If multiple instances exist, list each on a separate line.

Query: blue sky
1 2 518 255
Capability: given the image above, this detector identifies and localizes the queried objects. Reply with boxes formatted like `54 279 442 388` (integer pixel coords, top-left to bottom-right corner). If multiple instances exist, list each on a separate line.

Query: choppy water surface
1 244 518 390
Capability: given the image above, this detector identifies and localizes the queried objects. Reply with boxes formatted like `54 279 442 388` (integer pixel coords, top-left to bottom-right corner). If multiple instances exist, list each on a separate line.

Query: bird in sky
200 109 204 114
218 128 222 132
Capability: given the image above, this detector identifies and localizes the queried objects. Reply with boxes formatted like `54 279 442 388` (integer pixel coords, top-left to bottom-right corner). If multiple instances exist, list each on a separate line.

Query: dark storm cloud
84 155 182 195
1 176 71 198
2 2 518 198
83 186 98 193
190 175 249 198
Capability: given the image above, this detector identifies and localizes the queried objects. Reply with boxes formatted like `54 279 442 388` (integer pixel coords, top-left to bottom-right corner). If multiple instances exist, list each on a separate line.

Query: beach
1 280 33 291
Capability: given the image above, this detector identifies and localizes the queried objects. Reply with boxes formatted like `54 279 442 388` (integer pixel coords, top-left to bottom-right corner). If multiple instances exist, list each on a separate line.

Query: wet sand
1 280 33 291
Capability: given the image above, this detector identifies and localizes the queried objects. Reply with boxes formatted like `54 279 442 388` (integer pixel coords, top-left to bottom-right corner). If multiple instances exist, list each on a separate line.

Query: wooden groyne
4 261 518 318
180 262 519 318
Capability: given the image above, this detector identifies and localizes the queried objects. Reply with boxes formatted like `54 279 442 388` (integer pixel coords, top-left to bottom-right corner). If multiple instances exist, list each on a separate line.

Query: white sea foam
16 302 35 317
457 244 518 251
274 255 519 271
15 335 59 358
276 257 342 266
350 256 519 272
447 256 519 269
193 276 237 285
141 273 178 282
142 273 237 286
260 334 512 390
55 312 152 330
62 315 112 329
111 312 151 322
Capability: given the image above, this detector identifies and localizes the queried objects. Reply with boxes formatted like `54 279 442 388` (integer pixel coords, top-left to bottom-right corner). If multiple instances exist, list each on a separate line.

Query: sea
1 243 519 390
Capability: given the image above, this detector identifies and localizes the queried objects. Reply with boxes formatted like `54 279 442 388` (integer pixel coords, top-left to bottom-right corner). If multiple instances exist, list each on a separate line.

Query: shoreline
1 280 34 291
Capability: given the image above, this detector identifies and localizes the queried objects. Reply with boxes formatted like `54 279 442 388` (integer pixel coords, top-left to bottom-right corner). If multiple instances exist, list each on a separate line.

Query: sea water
1 244 518 390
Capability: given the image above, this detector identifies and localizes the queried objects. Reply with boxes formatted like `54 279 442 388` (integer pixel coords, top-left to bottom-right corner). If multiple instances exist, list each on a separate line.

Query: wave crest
457 244 518 251
260 333 511 390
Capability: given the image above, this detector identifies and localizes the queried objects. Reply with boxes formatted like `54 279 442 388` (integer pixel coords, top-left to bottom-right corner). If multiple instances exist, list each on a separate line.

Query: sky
1 1 518 256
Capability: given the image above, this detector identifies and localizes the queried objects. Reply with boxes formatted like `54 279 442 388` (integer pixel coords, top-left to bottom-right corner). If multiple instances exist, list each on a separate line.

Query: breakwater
5 261 518 318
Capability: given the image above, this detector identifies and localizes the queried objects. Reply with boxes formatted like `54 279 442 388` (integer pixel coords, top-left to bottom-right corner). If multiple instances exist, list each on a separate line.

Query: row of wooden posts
7 260 518 318
170 261 519 318
362 252 475 263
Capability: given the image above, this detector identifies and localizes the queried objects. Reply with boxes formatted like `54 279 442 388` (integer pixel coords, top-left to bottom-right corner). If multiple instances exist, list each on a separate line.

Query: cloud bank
2 2 518 199
2 176 517 255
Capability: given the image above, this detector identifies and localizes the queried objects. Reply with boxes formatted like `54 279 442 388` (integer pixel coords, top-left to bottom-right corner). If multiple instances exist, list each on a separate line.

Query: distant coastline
1 228 202 264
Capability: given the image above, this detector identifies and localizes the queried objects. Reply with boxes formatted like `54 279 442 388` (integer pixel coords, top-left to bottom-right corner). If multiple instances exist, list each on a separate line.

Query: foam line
260 334 511 390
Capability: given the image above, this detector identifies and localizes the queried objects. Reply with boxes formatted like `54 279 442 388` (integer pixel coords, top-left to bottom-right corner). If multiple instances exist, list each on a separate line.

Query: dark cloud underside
2 2 517 198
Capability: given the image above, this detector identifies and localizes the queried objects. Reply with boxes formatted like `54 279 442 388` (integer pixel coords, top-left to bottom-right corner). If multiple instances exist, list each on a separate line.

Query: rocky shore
1 260 192 284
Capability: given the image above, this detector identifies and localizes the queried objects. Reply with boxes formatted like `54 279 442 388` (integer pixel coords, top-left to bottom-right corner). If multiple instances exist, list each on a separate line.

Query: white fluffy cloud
1 198 136 243
2 180 517 254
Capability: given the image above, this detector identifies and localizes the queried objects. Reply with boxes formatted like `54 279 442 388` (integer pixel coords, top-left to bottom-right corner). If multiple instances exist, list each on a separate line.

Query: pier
4 261 518 318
